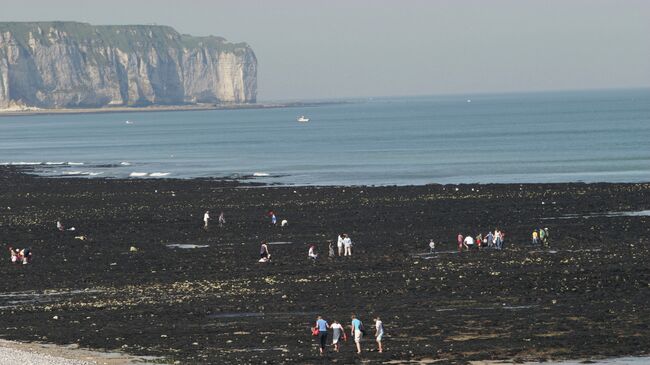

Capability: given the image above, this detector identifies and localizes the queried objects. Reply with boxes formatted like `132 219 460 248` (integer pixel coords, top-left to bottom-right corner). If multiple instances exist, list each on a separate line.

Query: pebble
0 347 91 365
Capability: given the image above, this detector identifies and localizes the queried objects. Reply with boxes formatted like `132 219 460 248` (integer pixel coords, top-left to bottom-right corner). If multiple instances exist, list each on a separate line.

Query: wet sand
0 339 162 365
0 166 648 364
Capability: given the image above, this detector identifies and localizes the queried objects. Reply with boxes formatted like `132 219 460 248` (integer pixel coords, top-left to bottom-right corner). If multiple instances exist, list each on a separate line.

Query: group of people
7 246 32 265
308 233 355 261
455 229 506 252
203 211 226 230
312 315 384 355
312 234 355 260
428 227 550 253
57 220 75 232
336 234 353 256
258 235 355 263
531 227 550 246
266 210 288 227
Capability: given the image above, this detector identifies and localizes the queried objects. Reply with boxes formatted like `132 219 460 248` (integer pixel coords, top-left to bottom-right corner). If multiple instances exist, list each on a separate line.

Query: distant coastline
0 101 348 117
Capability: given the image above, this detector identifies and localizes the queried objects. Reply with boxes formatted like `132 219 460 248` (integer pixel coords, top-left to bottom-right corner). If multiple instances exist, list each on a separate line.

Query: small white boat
297 116 310 122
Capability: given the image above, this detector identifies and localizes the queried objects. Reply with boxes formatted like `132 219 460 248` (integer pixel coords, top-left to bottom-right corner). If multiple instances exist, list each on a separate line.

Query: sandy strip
0 101 344 117
470 356 650 364
0 340 166 365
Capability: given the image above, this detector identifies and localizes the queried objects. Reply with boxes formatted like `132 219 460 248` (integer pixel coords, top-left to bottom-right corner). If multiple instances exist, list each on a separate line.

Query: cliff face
0 22 257 108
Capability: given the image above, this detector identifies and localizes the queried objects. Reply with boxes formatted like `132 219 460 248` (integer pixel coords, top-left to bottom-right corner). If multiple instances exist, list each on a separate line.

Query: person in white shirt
330 320 345 352
429 239 436 253
374 316 384 353
343 234 353 256
308 245 318 260
203 211 210 229
463 235 475 251
337 234 344 256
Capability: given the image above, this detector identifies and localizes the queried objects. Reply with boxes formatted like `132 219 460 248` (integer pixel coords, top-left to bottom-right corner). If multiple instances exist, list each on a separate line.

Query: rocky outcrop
0 22 257 108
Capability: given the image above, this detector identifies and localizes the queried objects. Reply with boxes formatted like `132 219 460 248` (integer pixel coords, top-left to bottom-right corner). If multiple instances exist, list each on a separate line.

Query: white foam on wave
45 161 65 165
120 161 132 166
149 172 170 177
5 161 42 165
66 162 84 166
129 172 148 177
253 172 270 177
62 171 103 176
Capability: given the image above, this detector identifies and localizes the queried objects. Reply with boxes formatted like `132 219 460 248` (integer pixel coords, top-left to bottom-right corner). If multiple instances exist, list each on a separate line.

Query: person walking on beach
314 315 329 355
203 211 210 229
532 229 540 245
330 320 345 352
499 231 506 249
494 229 503 250
543 227 550 247
463 235 475 251
486 231 494 248
351 314 364 354
374 316 384 353
218 211 226 227
337 234 344 256
343 234 353 256
457 233 464 253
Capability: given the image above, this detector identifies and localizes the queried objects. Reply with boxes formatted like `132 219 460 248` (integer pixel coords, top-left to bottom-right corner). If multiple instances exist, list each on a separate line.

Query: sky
0 0 648 101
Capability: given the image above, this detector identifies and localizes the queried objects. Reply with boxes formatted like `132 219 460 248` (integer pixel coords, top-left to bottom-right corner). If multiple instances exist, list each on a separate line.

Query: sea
0 88 648 186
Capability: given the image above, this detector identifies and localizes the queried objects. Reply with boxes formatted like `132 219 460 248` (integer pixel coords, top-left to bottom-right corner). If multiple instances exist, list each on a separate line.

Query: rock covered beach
0 166 649 364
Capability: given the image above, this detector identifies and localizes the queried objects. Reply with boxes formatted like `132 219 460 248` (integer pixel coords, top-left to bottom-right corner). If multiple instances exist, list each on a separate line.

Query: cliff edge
0 22 257 109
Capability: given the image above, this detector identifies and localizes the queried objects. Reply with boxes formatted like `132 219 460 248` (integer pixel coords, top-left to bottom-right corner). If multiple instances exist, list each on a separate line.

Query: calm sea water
1 89 648 186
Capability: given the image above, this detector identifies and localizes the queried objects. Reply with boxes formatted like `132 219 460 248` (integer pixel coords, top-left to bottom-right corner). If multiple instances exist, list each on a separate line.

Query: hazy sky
0 0 648 100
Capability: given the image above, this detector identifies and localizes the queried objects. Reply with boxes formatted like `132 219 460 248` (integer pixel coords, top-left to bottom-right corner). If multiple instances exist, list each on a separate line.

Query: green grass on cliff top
0 21 249 52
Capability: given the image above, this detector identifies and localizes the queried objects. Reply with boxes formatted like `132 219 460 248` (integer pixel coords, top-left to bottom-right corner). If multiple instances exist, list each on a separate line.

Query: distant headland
0 21 257 111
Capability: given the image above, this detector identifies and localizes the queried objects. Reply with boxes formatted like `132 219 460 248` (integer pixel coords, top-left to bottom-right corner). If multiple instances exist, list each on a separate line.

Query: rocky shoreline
0 101 345 117
0 166 648 364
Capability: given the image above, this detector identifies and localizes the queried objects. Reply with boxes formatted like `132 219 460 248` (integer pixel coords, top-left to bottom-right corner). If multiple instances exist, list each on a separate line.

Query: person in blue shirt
350 314 363 354
314 315 329 355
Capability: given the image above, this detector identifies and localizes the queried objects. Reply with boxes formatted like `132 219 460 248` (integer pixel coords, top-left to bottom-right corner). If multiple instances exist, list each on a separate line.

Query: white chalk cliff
0 22 257 108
